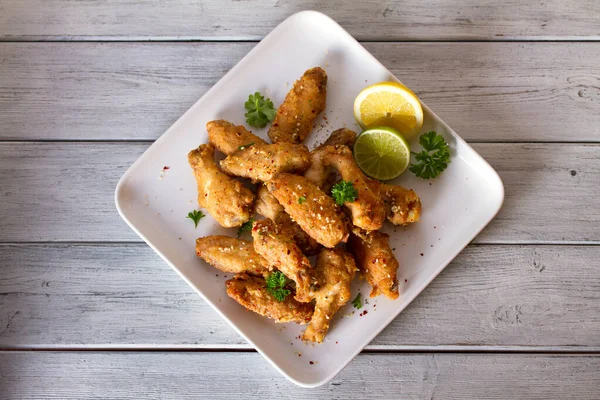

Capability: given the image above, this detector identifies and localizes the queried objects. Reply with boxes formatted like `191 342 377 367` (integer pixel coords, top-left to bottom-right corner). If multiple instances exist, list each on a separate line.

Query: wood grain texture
1 244 598 348
0 352 599 398
1 42 599 142
0 1 599 40
0 143 597 243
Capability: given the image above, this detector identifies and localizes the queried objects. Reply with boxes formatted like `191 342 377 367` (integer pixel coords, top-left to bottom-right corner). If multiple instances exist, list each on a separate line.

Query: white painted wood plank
0 1 599 40
0 143 597 243
1 42 599 142
1 244 598 348
0 352 598 398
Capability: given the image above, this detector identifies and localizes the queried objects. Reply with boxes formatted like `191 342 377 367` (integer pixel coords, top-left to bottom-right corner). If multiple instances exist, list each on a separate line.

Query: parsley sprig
352 293 362 309
265 271 291 302
331 181 358 206
244 92 277 128
237 218 254 238
409 131 451 179
187 210 206 228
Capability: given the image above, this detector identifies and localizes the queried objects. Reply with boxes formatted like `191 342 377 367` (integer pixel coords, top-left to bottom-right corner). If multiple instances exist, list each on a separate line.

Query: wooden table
1 1 599 398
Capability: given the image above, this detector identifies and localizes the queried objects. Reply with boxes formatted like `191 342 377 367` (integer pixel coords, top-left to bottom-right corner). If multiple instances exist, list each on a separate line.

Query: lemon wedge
353 81 423 140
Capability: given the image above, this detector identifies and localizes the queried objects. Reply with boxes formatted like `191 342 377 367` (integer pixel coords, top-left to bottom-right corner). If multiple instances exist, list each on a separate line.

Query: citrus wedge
353 127 411 181
354 81 423 140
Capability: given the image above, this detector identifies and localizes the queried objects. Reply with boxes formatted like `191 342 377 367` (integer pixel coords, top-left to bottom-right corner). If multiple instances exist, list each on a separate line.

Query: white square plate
115 11 504 388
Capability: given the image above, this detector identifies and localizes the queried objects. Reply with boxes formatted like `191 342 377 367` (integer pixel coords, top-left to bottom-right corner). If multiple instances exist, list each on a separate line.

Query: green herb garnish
352 293 362 309
244 92 277 128
331 181 358 206
298 196 306 204
237 218 254 238
238 142 254 151
266 271 291 302
187 210 206 228
409 131 451 179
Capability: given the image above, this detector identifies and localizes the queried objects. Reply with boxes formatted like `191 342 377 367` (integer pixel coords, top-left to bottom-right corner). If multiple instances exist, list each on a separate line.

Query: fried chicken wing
195 236 271 276
380 184 422 225
267 173 349 248
206 120 266 155
302 248 357 343
268 67 327 144
252 218 314 302
348 227 399 300
321 145 386 231
323 128 357 148
220 143 311 183
188 144 254 227
305 128 358 191
255 185 322 256
226 274 314 324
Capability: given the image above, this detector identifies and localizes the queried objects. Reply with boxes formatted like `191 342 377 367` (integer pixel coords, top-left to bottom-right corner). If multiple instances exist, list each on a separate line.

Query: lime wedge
353 127 411 181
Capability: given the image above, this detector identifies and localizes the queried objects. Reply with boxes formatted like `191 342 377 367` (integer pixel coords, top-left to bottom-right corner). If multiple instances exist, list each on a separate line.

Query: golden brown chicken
302 248 357 343
195 236 271 276
188 144 254 227
220 143 311 183
206 119 266 155
255 185 321 256
268 67 327 144
348 227 399 300
320 145 386 231
251 218 315 303
380 184 422 225
226 274 314 324
267 173 349 248
305 128 358 191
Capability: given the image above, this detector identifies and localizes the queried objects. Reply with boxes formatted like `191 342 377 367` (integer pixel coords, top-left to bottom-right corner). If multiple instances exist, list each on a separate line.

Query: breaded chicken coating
220 143 311 183
348 227 399 300
302 248 357 343
206 120 266 155
226 274 314 324
380 184 422 226
267 173 349 248
252 219 314 303
195 236 271 276
268 67 327 144
188 144 254 227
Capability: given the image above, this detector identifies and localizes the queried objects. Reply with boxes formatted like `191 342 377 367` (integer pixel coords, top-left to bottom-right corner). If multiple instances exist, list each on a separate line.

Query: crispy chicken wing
252 218 314 302
267 173 349 248
380 184 422 225
268 67 327 144
305 128 358 191
220 143 311 183
195 236 271 276
348 227 399 300
206 120 266 155
255 185 321 256
302 248 357 343
321 145 386 231
188 144 254 227
226 274 314 324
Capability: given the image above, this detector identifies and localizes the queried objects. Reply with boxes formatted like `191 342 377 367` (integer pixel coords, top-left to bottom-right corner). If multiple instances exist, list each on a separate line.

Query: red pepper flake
405 279 408 282
309 361 314 365
323 116 328 121
363 310 368 315
434 226 437 229
420 253 424 256
335 341 338 344
273 123 279 127
298 353 302 357
163 166 170 171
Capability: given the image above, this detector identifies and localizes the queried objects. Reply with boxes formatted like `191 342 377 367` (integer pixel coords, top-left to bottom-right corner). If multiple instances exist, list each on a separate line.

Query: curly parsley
237 218 254 238
298 196 307 204
409 131 451 179
352 293 362 309
186 210 205 228
331 181 358 206
244 92 277 128
265 271 291 302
